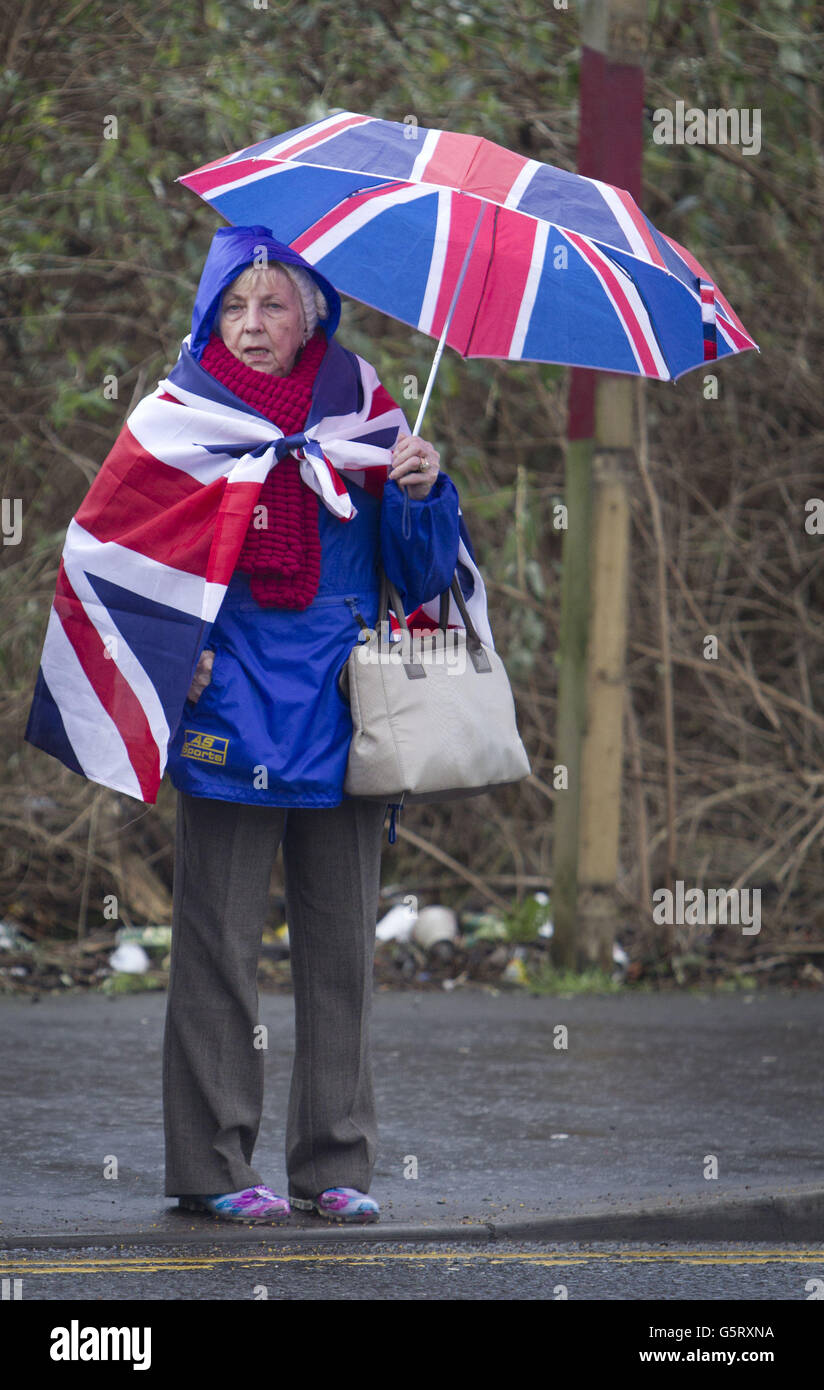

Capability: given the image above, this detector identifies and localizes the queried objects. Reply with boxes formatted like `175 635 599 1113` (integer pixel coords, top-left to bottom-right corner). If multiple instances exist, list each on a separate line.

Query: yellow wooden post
576 380 634 967
552 0 646 969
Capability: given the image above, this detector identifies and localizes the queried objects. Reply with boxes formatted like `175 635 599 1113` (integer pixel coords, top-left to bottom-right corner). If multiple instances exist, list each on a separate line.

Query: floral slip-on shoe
289 1187 380 1223
178 1185 291 1224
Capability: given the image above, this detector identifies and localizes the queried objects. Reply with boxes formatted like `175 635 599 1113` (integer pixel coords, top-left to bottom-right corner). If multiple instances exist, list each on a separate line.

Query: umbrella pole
411 202 485 438
410 319 449 438
400 202 486 541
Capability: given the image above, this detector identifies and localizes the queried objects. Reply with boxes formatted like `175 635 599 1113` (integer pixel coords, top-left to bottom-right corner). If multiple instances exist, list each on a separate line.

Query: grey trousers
162 790 387 1199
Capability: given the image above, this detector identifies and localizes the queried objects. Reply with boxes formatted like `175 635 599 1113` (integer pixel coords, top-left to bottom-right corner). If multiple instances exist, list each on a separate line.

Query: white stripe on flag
409 127 442 183
296 454 355 520
131 389 281 479
667 274 737 356
590 178 655 262
265 111 370 160
150 389 284 438
504 158 542 209
297 181 431 264
418 189 452 336
564 232 670 379
39 605 144 800
202 581 226 624
508 221 549 359
61 548 171 755
715 320 735 353
152 358 272 424
200 159 300 201
66 520 214 620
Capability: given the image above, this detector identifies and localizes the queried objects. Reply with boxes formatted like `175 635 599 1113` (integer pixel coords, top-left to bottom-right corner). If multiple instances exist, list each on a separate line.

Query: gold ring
418 454 430 472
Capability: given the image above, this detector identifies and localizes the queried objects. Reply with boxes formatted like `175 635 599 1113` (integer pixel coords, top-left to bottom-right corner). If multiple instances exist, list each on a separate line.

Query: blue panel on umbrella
657 237 701 292
300 119 422 182
520 242 641 374
230 120 332 163
517 164 636 258
211 166 389 246
230 115 423 183
312 194 441 330
642 214 685 281
184 115 757 382
604 248 706 378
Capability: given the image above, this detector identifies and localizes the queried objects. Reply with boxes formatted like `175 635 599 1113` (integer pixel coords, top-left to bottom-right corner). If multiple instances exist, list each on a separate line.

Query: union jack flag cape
24 336 492 804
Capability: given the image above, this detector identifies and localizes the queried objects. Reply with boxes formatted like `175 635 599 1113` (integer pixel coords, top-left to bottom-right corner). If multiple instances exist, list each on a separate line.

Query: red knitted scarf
199 327 328 608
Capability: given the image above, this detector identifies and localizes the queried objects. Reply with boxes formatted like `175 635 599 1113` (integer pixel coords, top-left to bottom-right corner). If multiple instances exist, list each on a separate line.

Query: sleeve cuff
386 470 450 504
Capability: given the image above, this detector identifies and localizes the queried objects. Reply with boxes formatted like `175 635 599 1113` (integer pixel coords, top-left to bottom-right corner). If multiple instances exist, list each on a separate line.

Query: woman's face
218 267 306 375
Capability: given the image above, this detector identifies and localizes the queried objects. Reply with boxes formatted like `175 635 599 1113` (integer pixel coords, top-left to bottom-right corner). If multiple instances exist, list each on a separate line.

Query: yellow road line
1 1248 823 1276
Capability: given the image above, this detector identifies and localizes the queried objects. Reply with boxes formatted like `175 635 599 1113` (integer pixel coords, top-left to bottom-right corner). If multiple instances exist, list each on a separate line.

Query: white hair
225 262 330 342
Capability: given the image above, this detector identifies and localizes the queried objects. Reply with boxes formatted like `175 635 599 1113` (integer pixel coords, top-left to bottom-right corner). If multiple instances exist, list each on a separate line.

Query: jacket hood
190 224 342 360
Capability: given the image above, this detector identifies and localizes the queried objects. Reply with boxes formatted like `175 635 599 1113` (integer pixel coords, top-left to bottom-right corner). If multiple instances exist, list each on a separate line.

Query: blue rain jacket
164 226 467 808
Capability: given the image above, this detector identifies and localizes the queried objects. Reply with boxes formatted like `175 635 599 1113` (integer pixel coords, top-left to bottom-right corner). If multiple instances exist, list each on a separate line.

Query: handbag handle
375 483 491 669
377 558 492 673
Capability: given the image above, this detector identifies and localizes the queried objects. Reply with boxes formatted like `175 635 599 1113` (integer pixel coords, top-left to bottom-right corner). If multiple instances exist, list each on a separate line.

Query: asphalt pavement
1 988 822 1247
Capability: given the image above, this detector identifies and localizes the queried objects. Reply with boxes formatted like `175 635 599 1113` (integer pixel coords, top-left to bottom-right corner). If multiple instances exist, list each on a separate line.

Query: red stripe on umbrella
272 111 372 161
566 231 665 379
185 157 279 197
467 208 539 358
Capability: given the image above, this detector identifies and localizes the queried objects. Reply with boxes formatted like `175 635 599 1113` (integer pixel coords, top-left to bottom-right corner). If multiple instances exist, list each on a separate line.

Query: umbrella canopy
179 109 758 388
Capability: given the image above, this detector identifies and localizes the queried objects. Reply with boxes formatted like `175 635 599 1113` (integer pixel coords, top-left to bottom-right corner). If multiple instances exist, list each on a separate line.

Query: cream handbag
337 560 532 817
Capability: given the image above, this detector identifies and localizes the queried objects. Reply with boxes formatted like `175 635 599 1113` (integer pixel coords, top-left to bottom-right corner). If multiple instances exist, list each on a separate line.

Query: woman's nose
243 302 264 331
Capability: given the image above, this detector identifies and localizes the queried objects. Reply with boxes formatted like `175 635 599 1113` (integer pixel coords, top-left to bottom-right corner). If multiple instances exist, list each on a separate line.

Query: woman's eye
221 300 283 312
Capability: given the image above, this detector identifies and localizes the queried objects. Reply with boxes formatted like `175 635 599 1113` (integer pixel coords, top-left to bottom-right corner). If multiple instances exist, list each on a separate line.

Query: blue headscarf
189 224 342 361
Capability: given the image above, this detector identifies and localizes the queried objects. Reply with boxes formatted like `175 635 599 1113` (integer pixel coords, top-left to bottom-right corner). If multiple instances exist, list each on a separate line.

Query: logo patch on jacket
181 730 229 765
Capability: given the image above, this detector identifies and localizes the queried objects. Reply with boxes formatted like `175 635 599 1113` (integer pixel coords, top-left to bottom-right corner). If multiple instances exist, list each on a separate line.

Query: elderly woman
157 225 464 1225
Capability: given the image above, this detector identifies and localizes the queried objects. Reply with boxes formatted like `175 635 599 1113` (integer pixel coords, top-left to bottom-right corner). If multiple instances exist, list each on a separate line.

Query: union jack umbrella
179 109 758 431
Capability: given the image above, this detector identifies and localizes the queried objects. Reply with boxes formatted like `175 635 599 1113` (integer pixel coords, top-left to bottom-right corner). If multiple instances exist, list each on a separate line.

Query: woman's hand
187 649 215 704
389 435 440 500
